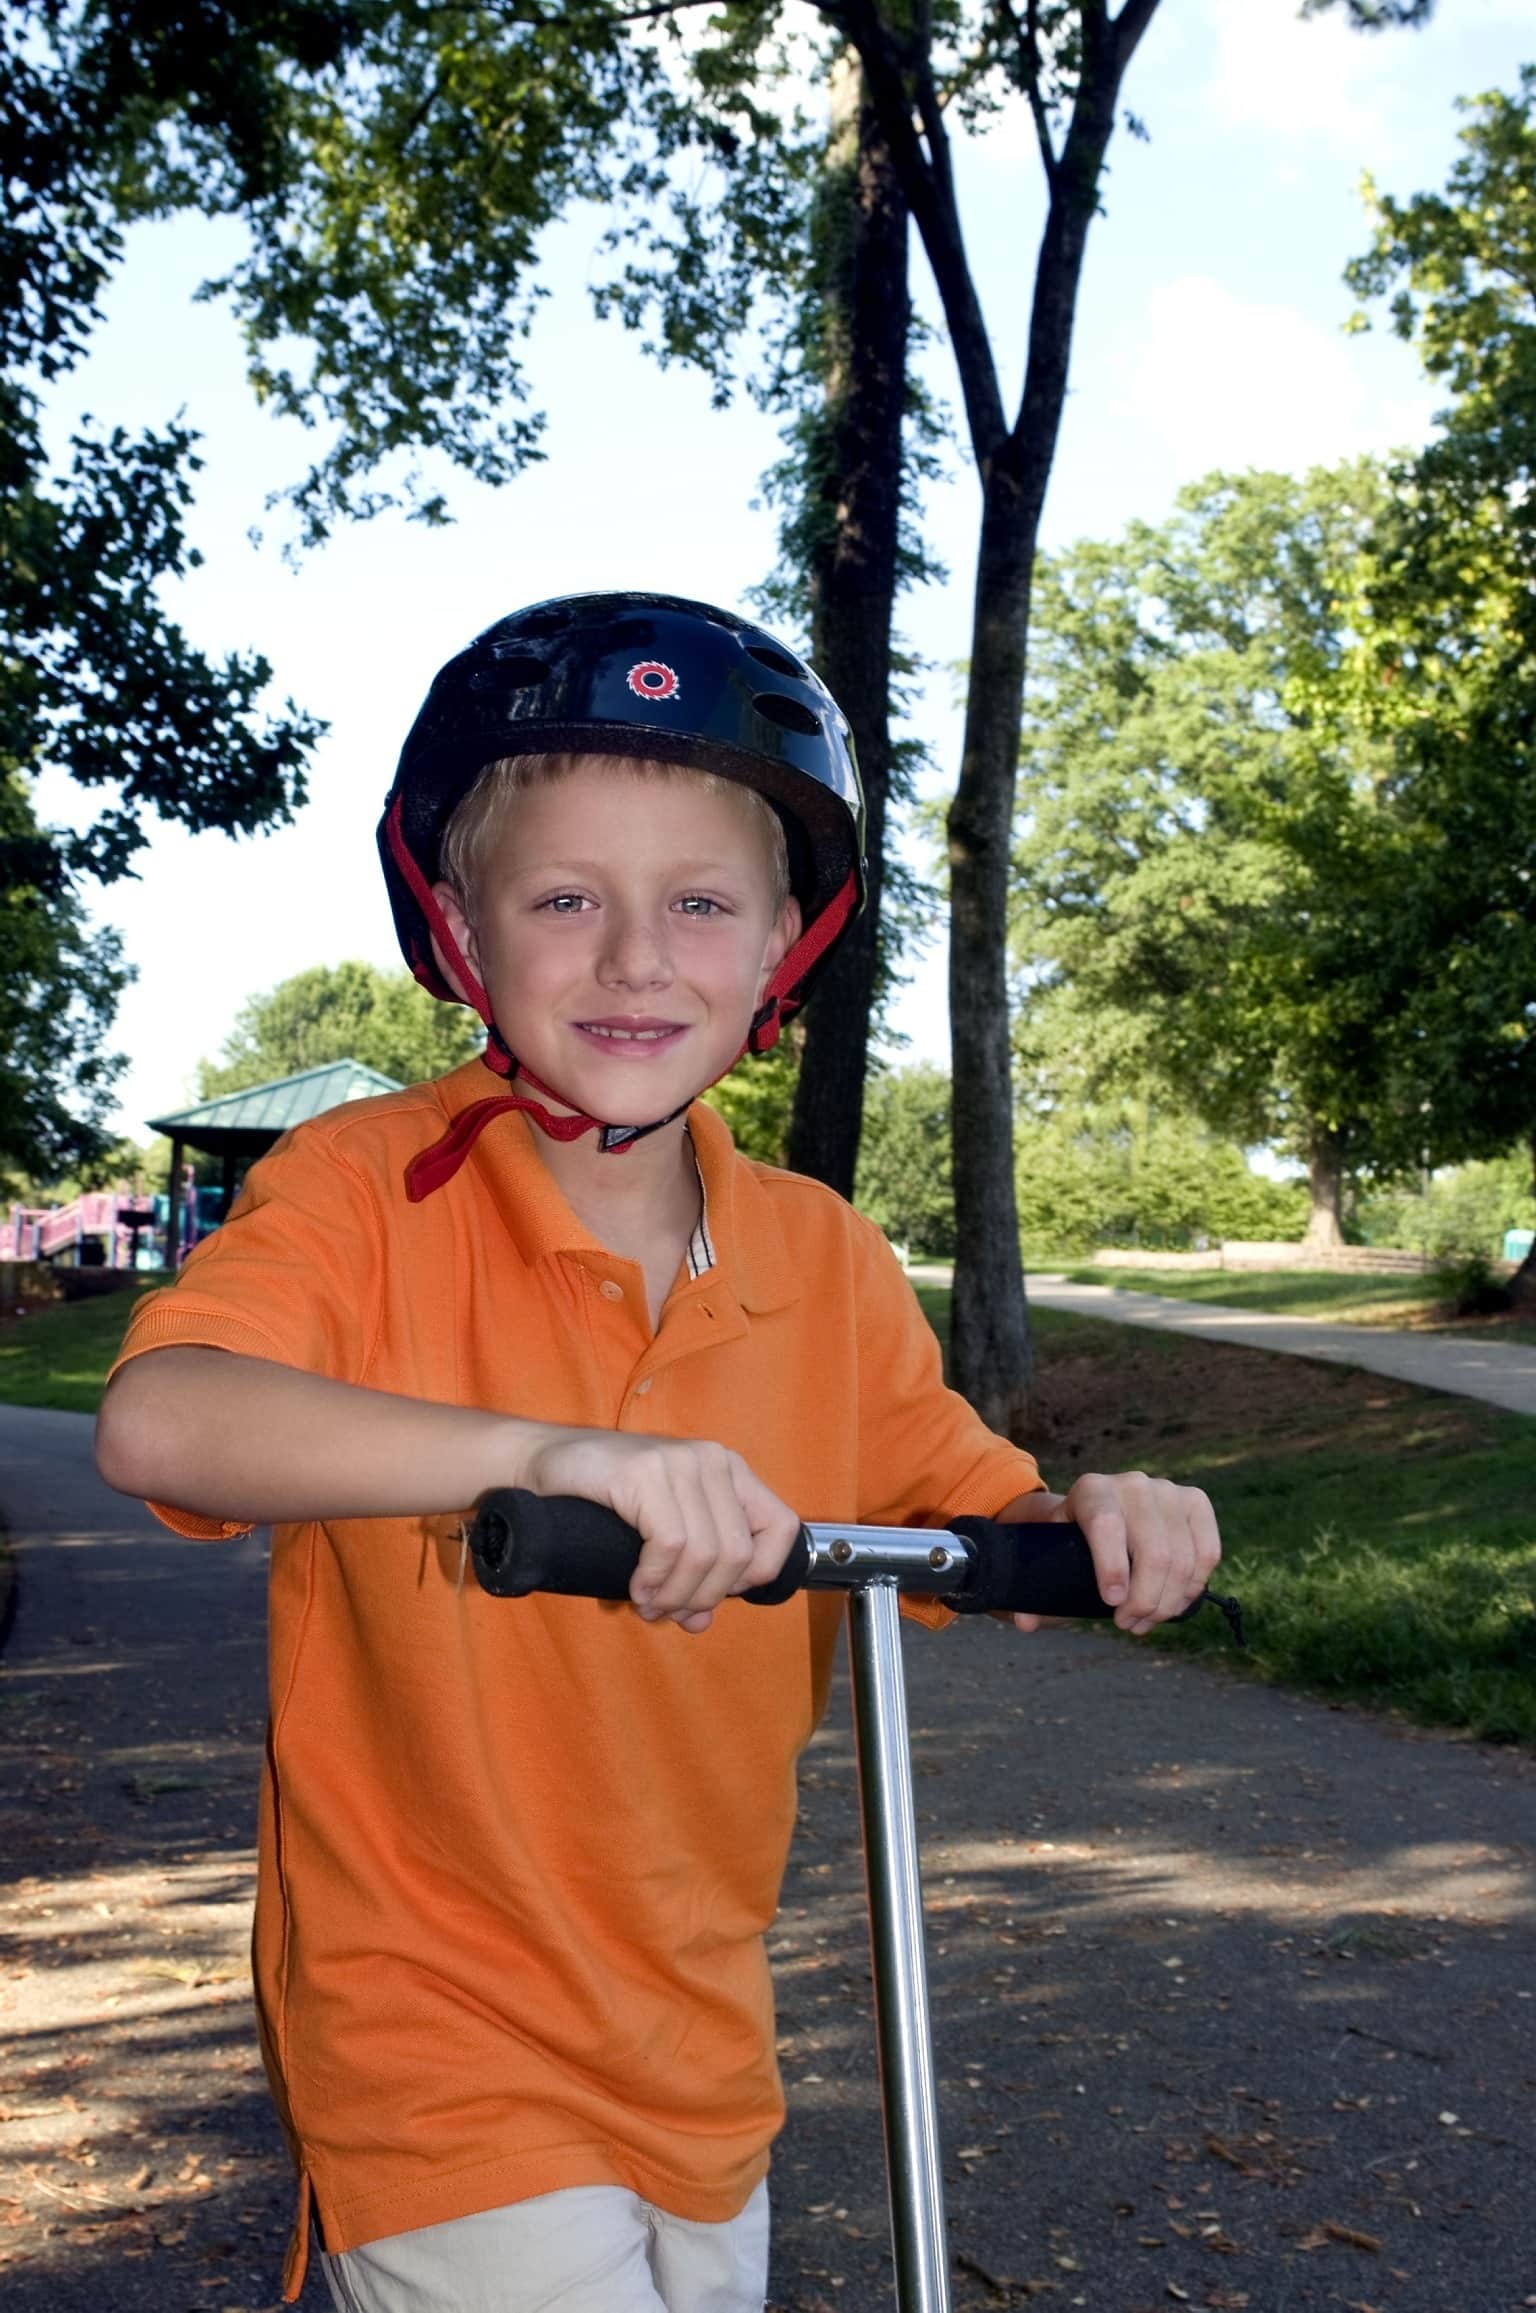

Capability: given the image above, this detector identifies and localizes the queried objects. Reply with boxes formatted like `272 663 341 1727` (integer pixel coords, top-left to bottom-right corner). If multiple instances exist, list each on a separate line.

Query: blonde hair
439 751 791 918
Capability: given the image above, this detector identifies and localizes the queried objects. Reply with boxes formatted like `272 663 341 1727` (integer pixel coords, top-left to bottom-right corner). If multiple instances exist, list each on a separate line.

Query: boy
96 592 1220 2313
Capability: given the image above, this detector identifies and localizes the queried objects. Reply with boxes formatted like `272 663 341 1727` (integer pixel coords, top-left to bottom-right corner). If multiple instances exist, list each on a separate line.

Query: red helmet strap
748 869 859 1054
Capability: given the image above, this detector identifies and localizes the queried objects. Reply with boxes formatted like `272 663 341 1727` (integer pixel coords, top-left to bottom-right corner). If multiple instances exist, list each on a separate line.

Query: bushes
852 1069 1309 1262
855 1065 956 1257
1355 1151 1533 1264
1014 1097 1308 1258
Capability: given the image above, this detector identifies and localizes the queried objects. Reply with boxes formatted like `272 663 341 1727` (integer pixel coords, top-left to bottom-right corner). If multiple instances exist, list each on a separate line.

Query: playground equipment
467 1492 1242 2313
0 1190 156 1267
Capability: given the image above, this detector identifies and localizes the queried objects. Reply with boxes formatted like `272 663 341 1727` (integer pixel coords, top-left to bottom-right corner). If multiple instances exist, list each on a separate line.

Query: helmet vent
746 642 808 681
753 691 821 738
484 652 549 687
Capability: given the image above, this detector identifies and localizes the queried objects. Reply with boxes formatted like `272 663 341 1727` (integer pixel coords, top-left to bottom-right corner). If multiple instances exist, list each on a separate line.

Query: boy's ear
428 881 483 1005
759 896 802 991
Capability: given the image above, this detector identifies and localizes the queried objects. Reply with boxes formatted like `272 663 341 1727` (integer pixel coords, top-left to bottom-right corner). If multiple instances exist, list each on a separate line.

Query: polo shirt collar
685 1099 799 1316
429 1062 799 1316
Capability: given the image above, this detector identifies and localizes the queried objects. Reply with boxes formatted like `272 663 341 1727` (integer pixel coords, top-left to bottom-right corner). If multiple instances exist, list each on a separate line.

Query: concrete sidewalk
1024 1274 1536 1419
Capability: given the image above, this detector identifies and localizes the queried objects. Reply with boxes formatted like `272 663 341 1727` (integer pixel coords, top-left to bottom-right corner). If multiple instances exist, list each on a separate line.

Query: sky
30 0 1536 1141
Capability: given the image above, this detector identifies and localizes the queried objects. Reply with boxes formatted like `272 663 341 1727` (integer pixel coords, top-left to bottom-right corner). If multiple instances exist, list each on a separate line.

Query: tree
2 2 342 873
1304 1 1434 25
761 55 916 1201
703 1032 801 1166
1342 65 1536 1290
198 961 482 1097
1013 1091 1308 1259
0 776 129 1186
1010 461 1419 1244
855 1063 955 1256
2 1 347 1164
791 0 1164 1430
819 0 1434 1419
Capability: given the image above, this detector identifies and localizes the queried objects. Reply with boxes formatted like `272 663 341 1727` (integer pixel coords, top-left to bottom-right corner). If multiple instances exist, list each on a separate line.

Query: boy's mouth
573 1017 688 1052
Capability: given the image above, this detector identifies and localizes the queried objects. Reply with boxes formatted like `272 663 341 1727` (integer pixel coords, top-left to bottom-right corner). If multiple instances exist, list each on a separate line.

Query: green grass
0 1283 159 1414
1071 1261 1536 1348
918 1284 1536 1748
1063 1262 1451 1322
1171 1394 1536 1747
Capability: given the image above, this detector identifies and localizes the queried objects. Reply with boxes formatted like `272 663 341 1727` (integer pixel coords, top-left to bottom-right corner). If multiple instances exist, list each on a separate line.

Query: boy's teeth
587 1025 669 1040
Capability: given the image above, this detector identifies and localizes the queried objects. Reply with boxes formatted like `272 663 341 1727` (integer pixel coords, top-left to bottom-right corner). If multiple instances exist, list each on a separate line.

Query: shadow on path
3 1408 1534 2311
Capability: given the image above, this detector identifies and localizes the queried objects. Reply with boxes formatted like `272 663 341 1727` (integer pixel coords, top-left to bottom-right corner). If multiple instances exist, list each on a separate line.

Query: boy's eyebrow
503 853 765 881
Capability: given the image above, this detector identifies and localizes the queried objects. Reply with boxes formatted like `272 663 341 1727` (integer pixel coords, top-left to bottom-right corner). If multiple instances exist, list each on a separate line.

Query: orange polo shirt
113 1062 1041 2295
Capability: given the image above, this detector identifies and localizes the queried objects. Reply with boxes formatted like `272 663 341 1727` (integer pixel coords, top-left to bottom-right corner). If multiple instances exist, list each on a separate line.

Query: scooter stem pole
846 1580 952 2313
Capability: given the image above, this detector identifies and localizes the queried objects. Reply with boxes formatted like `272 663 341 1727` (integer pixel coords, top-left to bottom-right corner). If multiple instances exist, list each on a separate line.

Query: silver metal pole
846 1579 952 2313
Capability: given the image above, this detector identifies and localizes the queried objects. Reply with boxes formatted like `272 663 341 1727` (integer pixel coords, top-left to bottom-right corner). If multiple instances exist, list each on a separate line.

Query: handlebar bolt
830 1538 854 1565
928 1546 951 1571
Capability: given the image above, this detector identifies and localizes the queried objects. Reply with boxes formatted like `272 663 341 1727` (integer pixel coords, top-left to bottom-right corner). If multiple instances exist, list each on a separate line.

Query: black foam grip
468 1489 811 1605
944 1517 1109 1617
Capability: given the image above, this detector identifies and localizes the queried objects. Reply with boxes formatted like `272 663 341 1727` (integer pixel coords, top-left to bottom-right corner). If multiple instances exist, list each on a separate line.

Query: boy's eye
540 893 590 914
677 894 725 917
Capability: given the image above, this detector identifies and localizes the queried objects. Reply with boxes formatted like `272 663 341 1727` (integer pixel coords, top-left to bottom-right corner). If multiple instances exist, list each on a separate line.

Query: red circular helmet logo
626 660 679 701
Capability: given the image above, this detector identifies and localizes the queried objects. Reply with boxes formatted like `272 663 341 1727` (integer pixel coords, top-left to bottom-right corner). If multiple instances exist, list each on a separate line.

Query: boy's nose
596 914 673 990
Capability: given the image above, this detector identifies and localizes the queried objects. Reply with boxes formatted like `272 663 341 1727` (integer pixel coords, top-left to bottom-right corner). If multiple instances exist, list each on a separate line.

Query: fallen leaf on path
1204 2134 1258 2175
1323 2221 1382 2253
954 2248 1058 2297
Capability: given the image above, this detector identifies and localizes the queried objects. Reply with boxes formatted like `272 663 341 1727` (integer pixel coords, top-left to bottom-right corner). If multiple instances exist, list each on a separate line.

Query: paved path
1024 1275 1536 1419
3 1406 1536 2311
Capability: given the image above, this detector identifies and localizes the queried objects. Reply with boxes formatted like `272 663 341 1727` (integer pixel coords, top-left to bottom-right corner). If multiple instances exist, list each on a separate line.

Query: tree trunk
1302 1129 1347 1252
785 57 907 1199
834 0 1167 1422
946 70 1126 1433
947 473 1037 1435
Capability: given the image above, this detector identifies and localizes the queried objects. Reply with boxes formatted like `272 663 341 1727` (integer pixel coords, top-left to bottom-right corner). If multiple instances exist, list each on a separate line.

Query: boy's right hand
521 1428 802 1635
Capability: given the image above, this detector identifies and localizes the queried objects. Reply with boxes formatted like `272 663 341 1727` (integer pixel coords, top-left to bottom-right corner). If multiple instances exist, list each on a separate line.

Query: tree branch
1017 0 1061 187
1111 0 1163 73
823 0 1008 467
1007 0 1156 482
470 0 725 27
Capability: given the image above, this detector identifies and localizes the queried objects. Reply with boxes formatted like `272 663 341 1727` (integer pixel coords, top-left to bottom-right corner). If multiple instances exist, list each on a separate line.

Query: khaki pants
319 2180 771 2313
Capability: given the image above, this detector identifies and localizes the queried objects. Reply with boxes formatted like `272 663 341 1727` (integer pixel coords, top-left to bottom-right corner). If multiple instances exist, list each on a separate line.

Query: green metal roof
149 1060 403 1140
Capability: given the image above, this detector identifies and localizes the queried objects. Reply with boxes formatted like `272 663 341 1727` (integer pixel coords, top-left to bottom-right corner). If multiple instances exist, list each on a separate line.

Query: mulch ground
1026 1316 1497 1476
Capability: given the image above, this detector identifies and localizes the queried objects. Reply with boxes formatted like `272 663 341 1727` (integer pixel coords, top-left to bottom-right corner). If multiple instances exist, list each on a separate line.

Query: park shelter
148 1060 401 1262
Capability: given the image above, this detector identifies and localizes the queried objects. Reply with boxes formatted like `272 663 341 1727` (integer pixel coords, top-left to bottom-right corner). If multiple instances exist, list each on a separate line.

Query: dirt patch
1027 1316 1497 1479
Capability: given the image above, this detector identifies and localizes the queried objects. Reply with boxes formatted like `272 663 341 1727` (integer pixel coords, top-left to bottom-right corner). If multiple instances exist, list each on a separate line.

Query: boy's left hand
1006 1472 1220 1636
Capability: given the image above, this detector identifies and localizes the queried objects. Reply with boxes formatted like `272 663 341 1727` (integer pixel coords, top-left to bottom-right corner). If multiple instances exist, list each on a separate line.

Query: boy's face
431 761 800 1123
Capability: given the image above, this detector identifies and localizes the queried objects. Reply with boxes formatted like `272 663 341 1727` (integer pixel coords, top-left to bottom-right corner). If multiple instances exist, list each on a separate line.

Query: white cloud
1202 0 1387 157
1110 272 1436 491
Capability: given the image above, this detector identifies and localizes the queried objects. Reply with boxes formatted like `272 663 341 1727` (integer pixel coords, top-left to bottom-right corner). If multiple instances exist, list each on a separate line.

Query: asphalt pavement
2 1402 1535 2313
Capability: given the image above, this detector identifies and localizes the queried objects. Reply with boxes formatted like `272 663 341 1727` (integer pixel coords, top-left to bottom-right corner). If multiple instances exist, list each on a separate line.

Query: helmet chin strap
385 800 857 1202
396 859 697 1202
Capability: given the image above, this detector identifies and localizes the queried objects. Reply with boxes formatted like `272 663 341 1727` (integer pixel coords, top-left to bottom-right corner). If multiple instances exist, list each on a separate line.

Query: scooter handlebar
468 1491 1132 1620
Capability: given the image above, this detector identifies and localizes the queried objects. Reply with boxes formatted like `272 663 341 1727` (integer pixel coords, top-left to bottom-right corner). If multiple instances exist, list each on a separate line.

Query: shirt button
598 1279 624 1302
634 1377 653 1397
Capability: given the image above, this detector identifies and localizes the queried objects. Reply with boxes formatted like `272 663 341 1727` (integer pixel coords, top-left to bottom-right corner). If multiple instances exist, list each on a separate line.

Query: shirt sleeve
109 1121 386 1538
